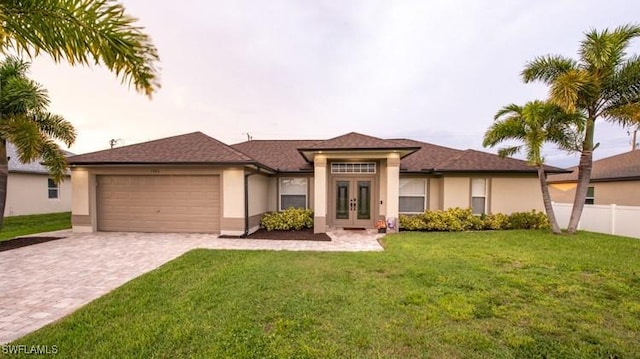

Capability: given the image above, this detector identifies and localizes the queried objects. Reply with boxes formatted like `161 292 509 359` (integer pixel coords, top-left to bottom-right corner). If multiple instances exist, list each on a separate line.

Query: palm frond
549 69 592 112
0 116 42 163
1 76 50 115
579 24 640 72
0 0 160 96
497 146 521 158
38 139 68 183
522 55 578 84
31 112 77 147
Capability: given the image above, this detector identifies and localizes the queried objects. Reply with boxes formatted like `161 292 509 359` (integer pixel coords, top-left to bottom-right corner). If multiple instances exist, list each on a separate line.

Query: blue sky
29 0 640 167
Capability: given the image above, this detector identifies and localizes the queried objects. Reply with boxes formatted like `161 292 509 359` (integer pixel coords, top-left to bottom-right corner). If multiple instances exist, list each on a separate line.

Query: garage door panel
98 175 221 233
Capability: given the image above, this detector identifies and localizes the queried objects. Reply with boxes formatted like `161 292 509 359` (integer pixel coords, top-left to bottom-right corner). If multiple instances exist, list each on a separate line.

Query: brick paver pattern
0 229 383 344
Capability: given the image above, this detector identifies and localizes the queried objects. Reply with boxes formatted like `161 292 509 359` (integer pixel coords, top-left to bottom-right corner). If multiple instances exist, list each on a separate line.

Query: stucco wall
442 177 470 209
248 174 270 217
428 177 441 210
550 180 640 206
5 173 71 216
491 177 544 213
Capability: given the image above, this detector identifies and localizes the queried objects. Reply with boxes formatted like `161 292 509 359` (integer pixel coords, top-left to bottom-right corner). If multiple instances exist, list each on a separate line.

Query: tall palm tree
522 24 640 234
483 100 584 234
0 56 76 226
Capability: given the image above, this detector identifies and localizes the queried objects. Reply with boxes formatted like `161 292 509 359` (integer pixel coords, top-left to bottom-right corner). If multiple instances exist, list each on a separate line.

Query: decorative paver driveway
0 229 383 344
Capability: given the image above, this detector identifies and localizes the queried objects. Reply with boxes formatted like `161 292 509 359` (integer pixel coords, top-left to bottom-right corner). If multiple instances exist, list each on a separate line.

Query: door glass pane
336 181 349 219
357 181 371 220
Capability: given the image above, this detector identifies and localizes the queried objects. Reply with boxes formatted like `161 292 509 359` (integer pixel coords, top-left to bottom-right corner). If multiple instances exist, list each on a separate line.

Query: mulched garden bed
220 228 331 241
0 236 64 252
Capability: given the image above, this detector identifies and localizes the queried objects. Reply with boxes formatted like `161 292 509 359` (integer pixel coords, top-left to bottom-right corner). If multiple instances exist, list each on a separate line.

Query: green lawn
0 212 71 241
6 230 640 358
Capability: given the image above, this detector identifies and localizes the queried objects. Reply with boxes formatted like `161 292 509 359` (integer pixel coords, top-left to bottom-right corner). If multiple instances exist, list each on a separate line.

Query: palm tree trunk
538 165 561 234
567 117 595 234
0 140 7 229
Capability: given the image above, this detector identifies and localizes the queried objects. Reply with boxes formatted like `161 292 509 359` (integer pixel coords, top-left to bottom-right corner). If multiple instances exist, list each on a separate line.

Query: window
585 186 595 204
48 178 59 199
330 162 376 174
279 178 307 210
399 178 427 213
471 178 487 215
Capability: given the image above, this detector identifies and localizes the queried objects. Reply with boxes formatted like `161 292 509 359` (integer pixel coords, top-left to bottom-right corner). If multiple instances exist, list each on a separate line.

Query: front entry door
333 178 373 227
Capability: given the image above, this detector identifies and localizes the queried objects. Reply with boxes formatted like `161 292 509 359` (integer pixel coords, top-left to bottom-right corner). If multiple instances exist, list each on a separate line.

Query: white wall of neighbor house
491 177 544 213
550 180 640 206
5 173 71 216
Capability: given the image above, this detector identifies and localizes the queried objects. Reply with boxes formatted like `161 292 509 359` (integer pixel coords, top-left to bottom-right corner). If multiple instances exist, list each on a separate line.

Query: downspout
243 169 259 237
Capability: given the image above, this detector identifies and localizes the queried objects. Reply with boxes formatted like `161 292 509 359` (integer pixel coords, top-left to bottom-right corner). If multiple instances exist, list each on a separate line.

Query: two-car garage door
97 175 220 233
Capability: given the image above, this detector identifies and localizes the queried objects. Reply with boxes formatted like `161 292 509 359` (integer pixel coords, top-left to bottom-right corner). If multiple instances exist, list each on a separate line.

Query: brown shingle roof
232 140 319 172
548 150 640 182
390 139 464 171
434 149 565 173
68 132 254 165
299 132 415 150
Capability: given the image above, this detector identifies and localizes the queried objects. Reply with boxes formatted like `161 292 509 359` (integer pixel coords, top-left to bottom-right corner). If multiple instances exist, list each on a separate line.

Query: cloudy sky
29 0 640 167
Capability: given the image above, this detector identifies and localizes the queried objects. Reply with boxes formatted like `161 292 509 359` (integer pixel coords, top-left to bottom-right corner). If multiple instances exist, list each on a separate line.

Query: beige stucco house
549 150 640 206
5 143 72 216
67 132 564 235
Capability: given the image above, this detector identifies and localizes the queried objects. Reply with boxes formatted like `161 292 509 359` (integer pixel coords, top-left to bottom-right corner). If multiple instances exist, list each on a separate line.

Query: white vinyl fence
553 202 640 239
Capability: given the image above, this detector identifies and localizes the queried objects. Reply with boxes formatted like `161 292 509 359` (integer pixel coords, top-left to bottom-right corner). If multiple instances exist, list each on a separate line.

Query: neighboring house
6 143 72 216
67 132 565 235
548 150 640 206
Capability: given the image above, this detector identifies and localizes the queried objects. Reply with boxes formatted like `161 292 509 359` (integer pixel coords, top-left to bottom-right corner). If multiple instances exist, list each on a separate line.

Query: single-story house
5 143 72 216
67 131 565 235
549 150 640 206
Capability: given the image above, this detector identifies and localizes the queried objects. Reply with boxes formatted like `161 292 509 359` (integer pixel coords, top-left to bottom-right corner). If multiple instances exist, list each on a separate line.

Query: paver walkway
0 229 384 344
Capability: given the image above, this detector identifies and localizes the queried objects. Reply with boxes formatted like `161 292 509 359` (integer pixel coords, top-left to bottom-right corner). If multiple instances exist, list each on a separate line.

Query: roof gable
68 132 253 165
299 132 415 150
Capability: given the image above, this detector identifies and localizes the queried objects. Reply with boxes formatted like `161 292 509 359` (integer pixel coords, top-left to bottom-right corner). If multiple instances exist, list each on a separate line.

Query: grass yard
6 230 640 358
0 212 71 241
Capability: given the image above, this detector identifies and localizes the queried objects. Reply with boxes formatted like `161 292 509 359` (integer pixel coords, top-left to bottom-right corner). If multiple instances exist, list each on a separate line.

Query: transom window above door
330 162 376 174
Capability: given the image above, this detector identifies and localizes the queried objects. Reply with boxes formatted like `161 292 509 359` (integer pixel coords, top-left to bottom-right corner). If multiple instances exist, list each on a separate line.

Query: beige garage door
97 175 220 233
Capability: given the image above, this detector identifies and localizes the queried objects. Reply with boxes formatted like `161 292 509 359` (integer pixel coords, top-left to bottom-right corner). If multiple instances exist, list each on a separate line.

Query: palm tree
0 56 76 226
483 101 584 234
522 24 640 234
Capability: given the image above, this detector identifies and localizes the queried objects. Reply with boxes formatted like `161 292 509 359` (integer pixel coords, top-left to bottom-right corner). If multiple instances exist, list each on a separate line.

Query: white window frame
279 177 308 211
330 162 376 174
471 178 488 215
47 178 59 200
399 178 427 213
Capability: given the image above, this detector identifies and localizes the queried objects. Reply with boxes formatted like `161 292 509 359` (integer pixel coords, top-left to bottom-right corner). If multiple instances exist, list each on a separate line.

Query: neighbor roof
548 150 640 182
68 132 255 165
8 142 74 175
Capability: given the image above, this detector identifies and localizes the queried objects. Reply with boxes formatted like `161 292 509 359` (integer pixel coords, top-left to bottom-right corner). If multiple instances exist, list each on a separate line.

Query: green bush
400 208 550 232
508 210 551 230
400 208 483 232
260 208 314 231
482 213 510 230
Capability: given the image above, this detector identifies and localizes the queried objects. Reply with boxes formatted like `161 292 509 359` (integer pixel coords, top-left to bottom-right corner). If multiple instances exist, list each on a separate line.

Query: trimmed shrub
400 208 550 232
508 210 551 230
260 208 314 231
482 213 510 230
